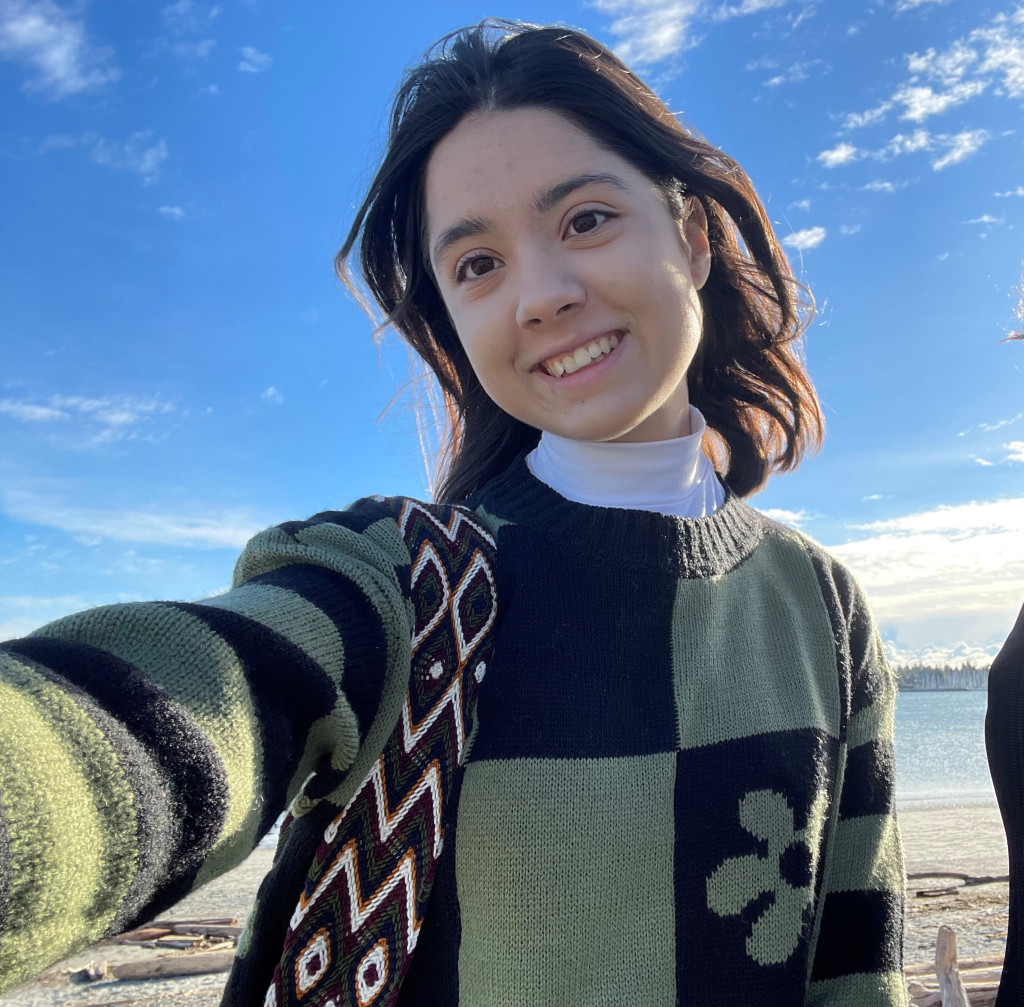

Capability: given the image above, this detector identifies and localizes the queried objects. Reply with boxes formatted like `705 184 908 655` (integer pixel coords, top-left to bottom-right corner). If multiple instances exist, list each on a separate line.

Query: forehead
424 107 637 233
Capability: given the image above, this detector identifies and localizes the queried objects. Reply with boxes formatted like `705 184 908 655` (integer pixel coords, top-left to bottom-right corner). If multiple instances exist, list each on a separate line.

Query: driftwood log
906 926 1004 1006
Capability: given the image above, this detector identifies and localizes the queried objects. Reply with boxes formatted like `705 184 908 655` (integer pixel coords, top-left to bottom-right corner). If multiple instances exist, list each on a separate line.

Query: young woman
0 21 906 1007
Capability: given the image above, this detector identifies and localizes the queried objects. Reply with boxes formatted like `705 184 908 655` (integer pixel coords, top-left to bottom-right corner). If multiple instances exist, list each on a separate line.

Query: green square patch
455 754 677 1006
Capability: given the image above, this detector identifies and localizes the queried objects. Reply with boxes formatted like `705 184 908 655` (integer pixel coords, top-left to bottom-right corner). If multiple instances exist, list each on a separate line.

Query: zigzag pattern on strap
265 500 497 1007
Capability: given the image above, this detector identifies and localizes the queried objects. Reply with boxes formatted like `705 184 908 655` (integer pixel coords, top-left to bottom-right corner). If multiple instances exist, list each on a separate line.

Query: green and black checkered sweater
0 455 906 1006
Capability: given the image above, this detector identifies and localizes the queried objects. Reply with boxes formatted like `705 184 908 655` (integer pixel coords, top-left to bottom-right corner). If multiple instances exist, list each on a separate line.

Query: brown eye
468 256 496 277
567 210 609 236
456 254 499 282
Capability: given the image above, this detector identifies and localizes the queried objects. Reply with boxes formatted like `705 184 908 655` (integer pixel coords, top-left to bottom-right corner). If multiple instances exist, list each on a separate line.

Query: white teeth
542 333 622 378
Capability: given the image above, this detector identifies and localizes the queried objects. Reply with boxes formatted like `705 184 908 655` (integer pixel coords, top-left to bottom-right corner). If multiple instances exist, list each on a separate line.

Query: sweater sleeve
0 499 414 993
805 555 908 1007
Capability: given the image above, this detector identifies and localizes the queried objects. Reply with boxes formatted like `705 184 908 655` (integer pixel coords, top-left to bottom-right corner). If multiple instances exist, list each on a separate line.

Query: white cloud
930 128 990 170
590 0 704 65
842 101 893 131
261 385 284 404
0 393 172 443
159 205 185 221
592 0 809 65
0 594 99 640
884 129 933 156
996 186 1024 197
839 223 861 235
980 412 1023 433
861 179 903 193
2 491 263 549
883 639 1002 669
896 0 952 9
157 1 219 62
714 0 789 18
780 225 826 250
1006 441 1024 462
237 44 270 73
863 494 885 501
200 82 219 96
907 40 978 85
758 58 828 87
789 198 811 210
0 0 119 98
829 496 1024 651
907 11 1024 99
760 507 810 526
41 130 169 186
817 141 862 167
893 80 988 121
962 213 1003 226
975 457 995 466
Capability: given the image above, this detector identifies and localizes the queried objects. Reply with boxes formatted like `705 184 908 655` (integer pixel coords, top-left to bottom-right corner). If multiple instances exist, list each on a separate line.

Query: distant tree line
894 662 990 691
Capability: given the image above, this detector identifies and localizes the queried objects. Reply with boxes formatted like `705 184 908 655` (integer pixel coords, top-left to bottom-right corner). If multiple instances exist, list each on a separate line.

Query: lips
540 332 622 378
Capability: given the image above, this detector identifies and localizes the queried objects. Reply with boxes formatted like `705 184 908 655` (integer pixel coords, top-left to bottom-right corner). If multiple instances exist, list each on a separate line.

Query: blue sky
1 0 1022 665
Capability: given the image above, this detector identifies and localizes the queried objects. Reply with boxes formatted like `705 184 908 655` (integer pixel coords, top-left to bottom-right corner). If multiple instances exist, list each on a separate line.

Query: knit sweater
0 457 906 1006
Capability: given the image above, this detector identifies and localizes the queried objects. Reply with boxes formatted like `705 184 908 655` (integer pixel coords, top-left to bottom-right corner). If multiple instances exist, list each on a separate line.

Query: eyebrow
430 172 631 267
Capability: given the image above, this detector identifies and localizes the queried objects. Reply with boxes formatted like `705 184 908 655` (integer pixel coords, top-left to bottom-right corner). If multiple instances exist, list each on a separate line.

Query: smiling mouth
541 332 622 378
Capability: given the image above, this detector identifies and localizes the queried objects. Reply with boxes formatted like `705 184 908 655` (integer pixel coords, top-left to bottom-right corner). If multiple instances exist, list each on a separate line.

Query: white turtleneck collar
525 406 726 518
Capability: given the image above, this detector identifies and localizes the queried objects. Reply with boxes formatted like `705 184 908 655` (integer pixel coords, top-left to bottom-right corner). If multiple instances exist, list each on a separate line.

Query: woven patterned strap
264 501 498 1007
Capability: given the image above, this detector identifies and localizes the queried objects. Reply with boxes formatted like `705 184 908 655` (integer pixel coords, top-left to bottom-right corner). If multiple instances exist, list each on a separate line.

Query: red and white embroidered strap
264 501 498 1007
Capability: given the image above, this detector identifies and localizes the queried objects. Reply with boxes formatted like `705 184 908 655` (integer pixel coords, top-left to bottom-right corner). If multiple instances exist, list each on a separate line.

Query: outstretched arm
0 499 414 992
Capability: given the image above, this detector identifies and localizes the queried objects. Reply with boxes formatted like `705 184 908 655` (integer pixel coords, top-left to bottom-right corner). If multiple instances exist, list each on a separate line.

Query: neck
526 406 723 517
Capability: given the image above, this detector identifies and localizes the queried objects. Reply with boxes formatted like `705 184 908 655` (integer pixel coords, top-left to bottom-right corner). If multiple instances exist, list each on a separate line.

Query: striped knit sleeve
805 553 908 1007
0 499 413 993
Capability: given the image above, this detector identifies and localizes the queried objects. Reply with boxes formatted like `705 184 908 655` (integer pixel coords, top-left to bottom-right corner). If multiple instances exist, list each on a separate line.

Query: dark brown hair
337 20 824 501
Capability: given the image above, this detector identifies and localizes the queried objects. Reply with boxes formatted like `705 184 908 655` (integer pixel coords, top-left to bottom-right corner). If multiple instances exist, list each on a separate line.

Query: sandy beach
0 803 1012 1006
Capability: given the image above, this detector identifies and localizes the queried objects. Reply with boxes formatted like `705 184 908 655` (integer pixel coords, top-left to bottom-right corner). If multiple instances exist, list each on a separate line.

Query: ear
681 196 711 291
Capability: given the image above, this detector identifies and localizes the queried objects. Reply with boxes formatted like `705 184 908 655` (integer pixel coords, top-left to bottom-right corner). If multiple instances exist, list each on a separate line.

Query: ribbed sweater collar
468 453 766 579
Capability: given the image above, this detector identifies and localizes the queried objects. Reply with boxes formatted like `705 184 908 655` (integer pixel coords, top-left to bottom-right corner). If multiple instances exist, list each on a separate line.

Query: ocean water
894 689 995 808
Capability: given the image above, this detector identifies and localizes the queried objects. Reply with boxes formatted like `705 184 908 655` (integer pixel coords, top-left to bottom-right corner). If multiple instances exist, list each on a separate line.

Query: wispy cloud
983 412 1024 432
237 44 270 73
892 80 988 121
841 8 1024 134
0 393 173 444
861 179 905 193
261 385 284 404
40 131 169 186
817 142 861 167
159 205 185 220
1006 441 1024 463
2 491 264 549
839 223 861 235
0 594 100 640
761 507 810 526
996 186 1024 197
0 0 119 98
781 225 826 250
894 0 953 11
155 0 219 62
591 0 813 66
818 128 991 172
962 213 1003 226
829 496 1024 648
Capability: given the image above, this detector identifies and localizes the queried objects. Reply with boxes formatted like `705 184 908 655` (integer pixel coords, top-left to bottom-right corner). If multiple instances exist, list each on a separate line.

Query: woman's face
424 106 711 443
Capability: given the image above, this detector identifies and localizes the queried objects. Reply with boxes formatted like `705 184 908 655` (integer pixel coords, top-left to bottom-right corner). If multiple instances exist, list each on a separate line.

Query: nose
514 251 586 329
